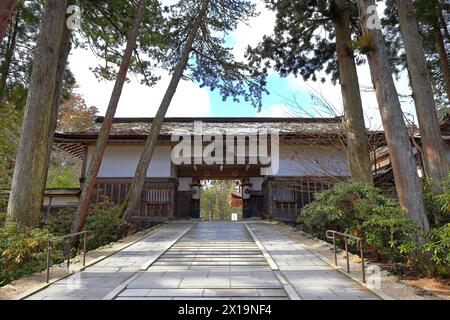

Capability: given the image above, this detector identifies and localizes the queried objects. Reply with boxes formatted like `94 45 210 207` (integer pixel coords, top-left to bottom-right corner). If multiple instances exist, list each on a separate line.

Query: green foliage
45 200 123 251
423 224 450 277
200 180 241 221
84 201 123 250
0 102 22 189
423 174 450 226
298 181 419 262
0 223 63 286
299 181 450 277
247 0 365 85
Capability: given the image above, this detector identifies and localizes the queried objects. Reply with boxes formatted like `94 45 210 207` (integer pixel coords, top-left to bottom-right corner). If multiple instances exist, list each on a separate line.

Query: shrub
423 174 450 226
45 200 123 251
423 224 450 277
0 223 63 286
298 181 419 262
84 201 123 250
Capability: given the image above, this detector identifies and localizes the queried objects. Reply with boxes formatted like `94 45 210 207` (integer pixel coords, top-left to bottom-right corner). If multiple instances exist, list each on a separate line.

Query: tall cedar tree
247 0 373 184
383 0 450 110
6 0 67 226
396 0 448 188
71 0 147 234
357 0 430 232
121 0 267 221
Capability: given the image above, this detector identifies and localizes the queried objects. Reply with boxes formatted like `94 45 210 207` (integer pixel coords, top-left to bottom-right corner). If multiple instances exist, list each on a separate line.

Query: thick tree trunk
42 25 72 198
397 0 448 188
6 0 67 227
333 0 373 184
0 4 20 101
357 0 430 232
70 0 146 234
0 0 16 44
122 0 210 221
433 23 450 101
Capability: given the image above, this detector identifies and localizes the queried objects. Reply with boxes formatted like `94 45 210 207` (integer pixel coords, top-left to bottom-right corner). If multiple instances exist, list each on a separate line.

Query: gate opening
200 179 243 221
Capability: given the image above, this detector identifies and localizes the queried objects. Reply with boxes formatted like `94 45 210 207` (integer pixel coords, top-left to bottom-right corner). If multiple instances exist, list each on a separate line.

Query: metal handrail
326 230 365 283
46 230 94 283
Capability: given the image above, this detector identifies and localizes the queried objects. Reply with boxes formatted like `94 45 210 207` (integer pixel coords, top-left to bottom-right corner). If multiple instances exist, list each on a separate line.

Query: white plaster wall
277 144 349 177
249 177 264 191
86 146 172 177
178 177 193 191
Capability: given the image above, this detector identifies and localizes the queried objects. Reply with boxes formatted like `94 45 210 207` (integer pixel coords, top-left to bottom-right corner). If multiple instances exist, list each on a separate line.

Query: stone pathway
246 222 378 300
25 221 379 300
117 222 287 300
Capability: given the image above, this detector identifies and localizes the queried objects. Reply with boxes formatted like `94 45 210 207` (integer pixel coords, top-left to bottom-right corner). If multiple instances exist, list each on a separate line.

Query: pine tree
121 0 267 221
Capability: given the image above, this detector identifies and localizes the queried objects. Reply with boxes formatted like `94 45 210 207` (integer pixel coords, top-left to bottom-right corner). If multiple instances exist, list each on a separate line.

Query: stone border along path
24 221 380 300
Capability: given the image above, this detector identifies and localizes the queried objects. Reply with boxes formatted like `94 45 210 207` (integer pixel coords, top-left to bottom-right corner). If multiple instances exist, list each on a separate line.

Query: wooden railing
46 230 93 283
326 230 366 283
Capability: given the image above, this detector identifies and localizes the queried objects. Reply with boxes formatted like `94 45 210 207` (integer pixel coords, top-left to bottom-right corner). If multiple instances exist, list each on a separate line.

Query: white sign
231 213 238 221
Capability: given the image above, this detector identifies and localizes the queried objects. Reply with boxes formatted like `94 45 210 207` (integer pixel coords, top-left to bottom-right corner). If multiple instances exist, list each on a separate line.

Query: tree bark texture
0 0 16 45
397 0 448 187
357 0 430 232
6 0 67 227
333 0 374 184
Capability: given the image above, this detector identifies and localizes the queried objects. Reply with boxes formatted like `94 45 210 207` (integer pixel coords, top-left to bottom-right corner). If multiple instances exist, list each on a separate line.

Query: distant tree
57 95 98 132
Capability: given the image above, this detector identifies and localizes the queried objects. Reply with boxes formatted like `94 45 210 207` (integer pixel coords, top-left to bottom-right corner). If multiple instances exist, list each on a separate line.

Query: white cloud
256 104 291 117
68 47 211 118
231 2 276 61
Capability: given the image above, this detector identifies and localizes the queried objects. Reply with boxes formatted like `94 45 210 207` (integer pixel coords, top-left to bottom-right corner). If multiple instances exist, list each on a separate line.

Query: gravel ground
0 222 167 300
273 222 448 300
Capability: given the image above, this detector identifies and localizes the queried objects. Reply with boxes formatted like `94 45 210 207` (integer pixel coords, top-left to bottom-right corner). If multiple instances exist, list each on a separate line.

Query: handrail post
344 236 350 273
332 232 337 266
360 239 366 283
66 241 71 272
46 240 52 283
83 232 87 267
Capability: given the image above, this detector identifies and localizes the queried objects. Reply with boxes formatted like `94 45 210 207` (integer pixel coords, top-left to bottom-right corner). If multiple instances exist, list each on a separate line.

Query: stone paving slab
246 222 379 300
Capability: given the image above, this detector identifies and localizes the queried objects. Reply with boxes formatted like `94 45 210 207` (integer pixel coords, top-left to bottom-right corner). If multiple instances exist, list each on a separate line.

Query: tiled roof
55 116 346 138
